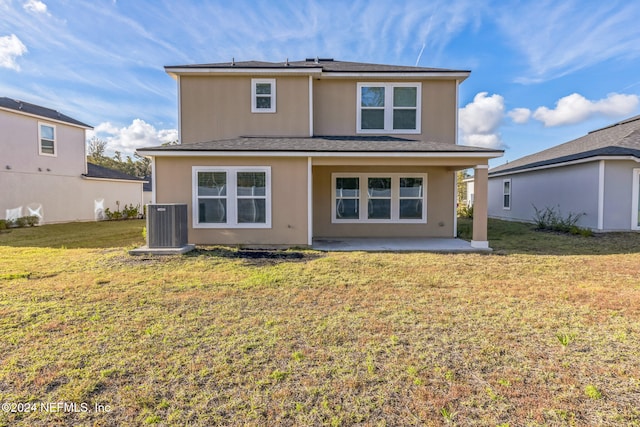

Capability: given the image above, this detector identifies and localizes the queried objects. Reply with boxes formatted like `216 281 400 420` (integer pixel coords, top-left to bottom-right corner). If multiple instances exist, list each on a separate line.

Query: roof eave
0 105 93 130
165 67 471 81
136 149 502 158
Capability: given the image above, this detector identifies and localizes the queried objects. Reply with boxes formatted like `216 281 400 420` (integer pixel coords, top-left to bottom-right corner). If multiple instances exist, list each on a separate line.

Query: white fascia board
319 72 470 81
0 106 93 130
165 68 469 81
136 150 501 159
489 155 640 178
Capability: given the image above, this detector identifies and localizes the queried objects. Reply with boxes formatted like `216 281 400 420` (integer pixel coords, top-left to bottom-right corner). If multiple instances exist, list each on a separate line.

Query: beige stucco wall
312 165 455 238
154 156 309 245
179 76 310 143
0 108 87 176
313 79 458 143
0 172 143 223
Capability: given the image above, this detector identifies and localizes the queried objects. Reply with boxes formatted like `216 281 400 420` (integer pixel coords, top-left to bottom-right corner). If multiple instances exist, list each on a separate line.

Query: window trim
331 173 427 224
192 166 272 229
356 82 421 134
502 178 511 210
251 78 276 113
38 122 56 157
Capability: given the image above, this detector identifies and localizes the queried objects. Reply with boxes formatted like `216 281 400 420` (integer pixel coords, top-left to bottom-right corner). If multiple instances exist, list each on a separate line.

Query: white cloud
23 0 48 14
507 108 531 124
532 93 640 127
0 34 27 70
90 119 178 156
458 92 505 148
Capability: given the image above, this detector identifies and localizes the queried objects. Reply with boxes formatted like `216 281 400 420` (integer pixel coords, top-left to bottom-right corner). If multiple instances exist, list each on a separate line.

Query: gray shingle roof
138 136 502 154
490 115 640 175
84 163 145 182
165 58 469 74
0 97 91 128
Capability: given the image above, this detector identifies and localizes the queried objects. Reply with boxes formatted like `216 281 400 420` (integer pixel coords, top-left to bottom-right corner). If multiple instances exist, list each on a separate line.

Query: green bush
122 204 140 219
457 204 474 219
532 205 592 236
25 215 39 227
104 204 140 220
1 216 40 229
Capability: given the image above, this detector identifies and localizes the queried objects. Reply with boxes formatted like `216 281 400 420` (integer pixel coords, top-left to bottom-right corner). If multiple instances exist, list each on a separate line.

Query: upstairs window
251 79 276 113
39 123 56 156
357 83 421 134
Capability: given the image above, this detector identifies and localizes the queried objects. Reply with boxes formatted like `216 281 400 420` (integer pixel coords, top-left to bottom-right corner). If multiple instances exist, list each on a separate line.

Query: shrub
13 216 27 228
532 205 592 236
1 216 39 229
122 204 140 219
25 215 39 227
457 204 473 219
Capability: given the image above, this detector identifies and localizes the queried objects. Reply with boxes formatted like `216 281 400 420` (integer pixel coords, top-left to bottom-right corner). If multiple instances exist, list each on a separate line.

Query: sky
2 0 640 167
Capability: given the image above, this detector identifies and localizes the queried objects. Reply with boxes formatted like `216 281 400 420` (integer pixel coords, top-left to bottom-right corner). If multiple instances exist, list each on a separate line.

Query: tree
86 137 150 178
87 137 107 158
456 169 471 204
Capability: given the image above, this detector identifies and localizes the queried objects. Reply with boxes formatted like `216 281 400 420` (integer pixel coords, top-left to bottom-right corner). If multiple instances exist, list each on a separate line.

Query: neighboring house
142 175 153 207
0 97 145 224
137 59 503 248
462 176 475 207
488 115 640 231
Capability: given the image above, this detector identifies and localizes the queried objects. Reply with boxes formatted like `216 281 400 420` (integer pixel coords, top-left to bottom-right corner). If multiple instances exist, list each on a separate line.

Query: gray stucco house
488 115 640 231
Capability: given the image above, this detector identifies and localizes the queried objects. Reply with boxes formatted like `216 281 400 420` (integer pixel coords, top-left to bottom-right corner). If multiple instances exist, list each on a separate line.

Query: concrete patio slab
312 237 491 253
129 244 196 256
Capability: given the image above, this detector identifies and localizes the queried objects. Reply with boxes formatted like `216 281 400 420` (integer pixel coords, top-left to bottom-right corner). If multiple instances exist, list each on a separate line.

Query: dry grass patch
0 220 639 425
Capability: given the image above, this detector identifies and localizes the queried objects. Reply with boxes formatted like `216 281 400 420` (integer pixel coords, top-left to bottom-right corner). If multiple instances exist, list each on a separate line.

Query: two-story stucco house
137 59 503 248
0 97 145 224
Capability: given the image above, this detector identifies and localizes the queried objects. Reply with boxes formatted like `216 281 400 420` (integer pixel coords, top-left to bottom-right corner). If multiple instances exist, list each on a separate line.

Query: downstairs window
193 166 271 228
332 173 426 223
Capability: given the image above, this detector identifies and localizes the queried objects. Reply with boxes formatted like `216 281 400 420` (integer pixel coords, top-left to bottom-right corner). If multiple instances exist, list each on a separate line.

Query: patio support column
471 165 489 249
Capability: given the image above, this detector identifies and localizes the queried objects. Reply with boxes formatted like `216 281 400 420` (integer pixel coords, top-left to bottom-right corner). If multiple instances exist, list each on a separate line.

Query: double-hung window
502 179 511 210
357 83 421 133
333 173 426 223
193 166 271 228
39 122 56 156
251 78 276 113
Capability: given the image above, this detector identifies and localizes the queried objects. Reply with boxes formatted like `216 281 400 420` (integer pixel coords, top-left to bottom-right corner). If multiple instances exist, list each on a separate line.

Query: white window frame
251 78 276 113
632 169 640 231
356 82 421 134
331 173 427 224
192 166 271 228
38 122 56 157
502 179 511 210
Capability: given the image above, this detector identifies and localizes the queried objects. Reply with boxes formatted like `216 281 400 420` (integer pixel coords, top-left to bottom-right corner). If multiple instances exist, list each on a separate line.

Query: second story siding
168 59 469 145
179 75 311 144
0 106 89 177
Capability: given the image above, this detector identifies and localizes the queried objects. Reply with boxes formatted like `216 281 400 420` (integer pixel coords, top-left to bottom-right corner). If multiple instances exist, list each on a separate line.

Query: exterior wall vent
147 204 188 248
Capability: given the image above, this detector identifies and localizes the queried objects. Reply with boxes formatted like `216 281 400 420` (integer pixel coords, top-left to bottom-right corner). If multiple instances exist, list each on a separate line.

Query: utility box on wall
147 204 188 248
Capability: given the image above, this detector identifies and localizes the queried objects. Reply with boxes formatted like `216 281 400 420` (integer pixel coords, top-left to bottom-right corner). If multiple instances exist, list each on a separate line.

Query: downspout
308 75 314 137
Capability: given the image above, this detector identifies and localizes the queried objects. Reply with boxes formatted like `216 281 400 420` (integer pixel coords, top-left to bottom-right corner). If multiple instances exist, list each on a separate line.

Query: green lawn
0 219 639 426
